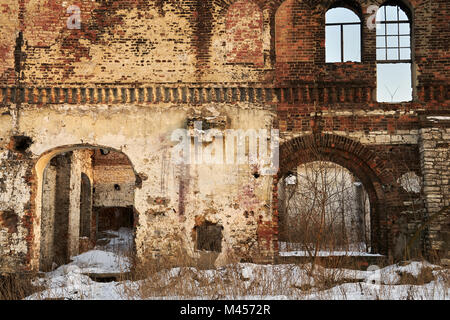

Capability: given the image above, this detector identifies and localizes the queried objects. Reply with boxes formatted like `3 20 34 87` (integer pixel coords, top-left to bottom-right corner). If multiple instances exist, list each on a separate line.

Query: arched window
326 7 361 63
376 3 412 102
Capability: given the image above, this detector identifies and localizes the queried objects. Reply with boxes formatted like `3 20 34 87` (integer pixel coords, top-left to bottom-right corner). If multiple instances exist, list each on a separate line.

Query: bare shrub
0 272 43 300
396 267 435 285
278 160 372 273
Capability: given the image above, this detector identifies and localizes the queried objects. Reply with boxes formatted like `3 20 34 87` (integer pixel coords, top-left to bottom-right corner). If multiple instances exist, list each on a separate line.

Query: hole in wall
195 221 223 253
11 135 33 153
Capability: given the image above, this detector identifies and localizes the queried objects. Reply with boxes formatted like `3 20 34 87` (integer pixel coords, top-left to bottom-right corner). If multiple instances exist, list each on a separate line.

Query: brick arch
327 0 363 19
275 133 391 255
279 134 391 186
378 0 414 20
272 0 334 13
271 0 417 18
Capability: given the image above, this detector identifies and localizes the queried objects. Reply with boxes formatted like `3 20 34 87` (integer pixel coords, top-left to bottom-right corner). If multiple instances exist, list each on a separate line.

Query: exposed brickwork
226 0 264 66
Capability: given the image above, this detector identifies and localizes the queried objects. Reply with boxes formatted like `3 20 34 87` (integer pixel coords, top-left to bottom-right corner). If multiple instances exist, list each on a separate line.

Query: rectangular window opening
376 63 412 103
195 222 223 252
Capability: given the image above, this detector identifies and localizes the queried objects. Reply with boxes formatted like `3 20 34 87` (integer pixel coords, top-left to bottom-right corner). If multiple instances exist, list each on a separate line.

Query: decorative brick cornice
1 83 447 106
0 83 376 105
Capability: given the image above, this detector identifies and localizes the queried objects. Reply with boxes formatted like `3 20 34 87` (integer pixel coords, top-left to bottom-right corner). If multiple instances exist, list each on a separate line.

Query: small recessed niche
195 222 223 252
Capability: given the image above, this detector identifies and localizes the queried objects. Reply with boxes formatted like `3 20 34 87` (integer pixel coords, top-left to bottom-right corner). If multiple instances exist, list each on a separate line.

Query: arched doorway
278 161 371 254
36 146 136 271
276 134 389 256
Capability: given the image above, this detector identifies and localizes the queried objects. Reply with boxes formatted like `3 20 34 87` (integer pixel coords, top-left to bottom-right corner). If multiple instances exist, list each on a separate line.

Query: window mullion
341 24 344 62
397 7 400 60
384 20 387 61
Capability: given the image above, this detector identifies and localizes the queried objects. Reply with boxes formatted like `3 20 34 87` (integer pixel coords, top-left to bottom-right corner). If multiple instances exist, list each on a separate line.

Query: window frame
375 2 415 103
376 5 412 63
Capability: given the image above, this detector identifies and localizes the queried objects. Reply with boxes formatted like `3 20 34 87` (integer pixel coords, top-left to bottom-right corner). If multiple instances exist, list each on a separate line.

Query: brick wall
225 0 264 66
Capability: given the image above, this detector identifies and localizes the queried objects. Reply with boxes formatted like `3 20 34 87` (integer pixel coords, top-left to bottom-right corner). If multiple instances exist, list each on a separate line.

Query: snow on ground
279 251 384 257
69 250 131 274
26 229 132 300
39 227 133 277
302 280 449 300
28 270 126 300
25 235 449 300
26 260 449 300
47 227 134 275
279 241 382 257
96 227 134 254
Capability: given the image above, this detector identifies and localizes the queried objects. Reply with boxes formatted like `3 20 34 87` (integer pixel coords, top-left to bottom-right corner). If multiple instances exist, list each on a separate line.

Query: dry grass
2 229 448 300
397 266 436 285
117 239 450 300
2 255 449 300
0 272 44 300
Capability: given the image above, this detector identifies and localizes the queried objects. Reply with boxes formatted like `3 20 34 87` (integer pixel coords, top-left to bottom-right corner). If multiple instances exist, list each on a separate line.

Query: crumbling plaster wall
0 157 32 273
1 101 277 271
0 105 34 273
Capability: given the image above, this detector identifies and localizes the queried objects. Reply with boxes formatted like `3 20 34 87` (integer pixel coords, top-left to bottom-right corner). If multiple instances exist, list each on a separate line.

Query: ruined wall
67 149 93 258
0 101 276 271
0 0 19 86
0 0 449 272
225 0 264 66
0 158 32 273
93 165 134 207
0 106 34 272
39 163 56 270
38 149 93 269
92 150 135 208
419 115 450 264
19 0 274 84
